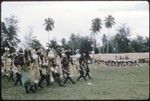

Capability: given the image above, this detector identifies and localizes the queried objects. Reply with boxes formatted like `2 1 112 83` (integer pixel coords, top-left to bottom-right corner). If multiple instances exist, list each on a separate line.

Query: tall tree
114 24 131 53
104 15 115 53
144 37 149 52
70 33 76 54
90 18 102 53
23 27 36 48
1 15 20 54
47 40 59 50
61 38 66 48
43 17 54 43
66 34 92 54
22 27 44 50
60 38 69 50
102 34 107 53
30 39 44 50
79 37 93 54
108 37 116 53
130 35 149 52
1 22 8 55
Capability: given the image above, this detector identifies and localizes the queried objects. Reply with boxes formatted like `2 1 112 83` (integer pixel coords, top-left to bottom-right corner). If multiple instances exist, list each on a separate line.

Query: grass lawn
1 63 149 100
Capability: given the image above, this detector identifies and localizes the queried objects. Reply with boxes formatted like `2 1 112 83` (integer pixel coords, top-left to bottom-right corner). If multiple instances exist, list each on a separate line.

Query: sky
1 1 149 48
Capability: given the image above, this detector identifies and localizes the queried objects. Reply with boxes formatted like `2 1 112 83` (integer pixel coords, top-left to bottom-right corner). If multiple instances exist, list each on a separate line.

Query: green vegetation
2 63 149 100
1 15 149 55
1 15 20 54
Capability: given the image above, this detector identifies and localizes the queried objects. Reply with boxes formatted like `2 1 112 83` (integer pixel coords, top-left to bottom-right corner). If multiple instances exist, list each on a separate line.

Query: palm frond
44 17 55 32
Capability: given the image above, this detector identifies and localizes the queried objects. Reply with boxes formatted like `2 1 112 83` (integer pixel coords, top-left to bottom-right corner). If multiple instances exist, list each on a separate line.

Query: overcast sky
1 1 149 48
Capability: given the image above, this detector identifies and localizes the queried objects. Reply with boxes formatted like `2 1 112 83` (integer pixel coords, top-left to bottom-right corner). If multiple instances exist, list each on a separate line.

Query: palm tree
43 17 54 43
104 15 115 53
90 18 102 53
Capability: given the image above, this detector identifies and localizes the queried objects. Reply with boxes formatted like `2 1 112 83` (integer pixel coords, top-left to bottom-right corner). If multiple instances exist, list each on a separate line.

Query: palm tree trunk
99 46 101 53
72 42 74 55
103 46 104 53
94 33 96 54
116 43 118 53
106 34 108 53
106 41 108 53
48 32 49 43
107 28 111 53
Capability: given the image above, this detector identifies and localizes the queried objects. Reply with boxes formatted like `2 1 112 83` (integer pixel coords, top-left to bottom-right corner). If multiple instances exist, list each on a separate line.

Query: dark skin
77 57 87 81
2 55 14 81
13 55 23 86
12 49 35 94
83 52 92 79
23 49 39 93
84 52 92 64
36 51 49 88
61 52 75 84
38 65 50 88
50 61 65 87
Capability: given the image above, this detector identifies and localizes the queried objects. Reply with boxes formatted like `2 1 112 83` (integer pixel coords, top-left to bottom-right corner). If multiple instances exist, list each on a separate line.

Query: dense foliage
1 15 20 55
1 15 149 54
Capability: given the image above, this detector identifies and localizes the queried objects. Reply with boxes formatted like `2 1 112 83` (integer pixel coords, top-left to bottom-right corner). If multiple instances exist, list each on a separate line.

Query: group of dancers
1 48 92 94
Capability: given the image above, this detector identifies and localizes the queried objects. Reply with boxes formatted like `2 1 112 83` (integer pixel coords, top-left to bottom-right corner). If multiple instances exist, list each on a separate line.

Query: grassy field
1 63 149 100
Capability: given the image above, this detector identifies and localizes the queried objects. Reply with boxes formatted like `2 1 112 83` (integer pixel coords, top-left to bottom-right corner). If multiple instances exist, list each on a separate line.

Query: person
77 53 87 81
8 54 15 81
49 58 65 87
13 48 24 85
55 52 63 79
37 50 50 88
21 48 36 94
83 51 92 79
3 52 13 80
1 56 5 77
30 49 41 90
125 56 129 60
61 50 75 84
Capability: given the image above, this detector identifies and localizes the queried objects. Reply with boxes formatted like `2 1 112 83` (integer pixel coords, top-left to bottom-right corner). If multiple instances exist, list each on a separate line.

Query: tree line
1 15 149 55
